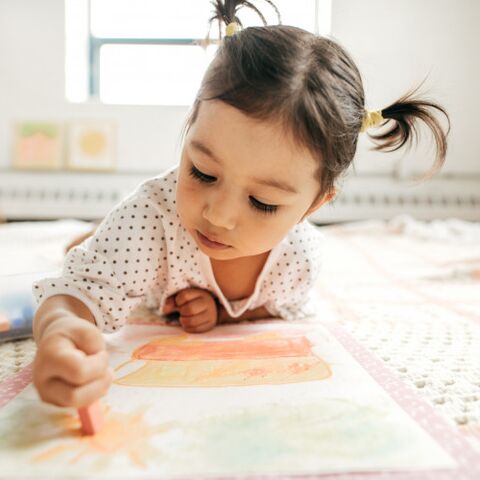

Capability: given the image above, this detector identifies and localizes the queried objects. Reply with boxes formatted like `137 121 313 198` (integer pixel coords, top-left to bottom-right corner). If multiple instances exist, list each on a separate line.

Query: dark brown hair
182 0 450 197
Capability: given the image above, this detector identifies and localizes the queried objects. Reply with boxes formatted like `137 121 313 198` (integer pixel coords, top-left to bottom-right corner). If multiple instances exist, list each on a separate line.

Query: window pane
90 0 320 39
91 0 214 39
99 44 218 106
85 1 331 106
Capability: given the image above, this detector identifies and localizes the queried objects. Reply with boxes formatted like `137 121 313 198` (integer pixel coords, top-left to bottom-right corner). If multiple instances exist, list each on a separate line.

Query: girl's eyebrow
189 139 299 195
190 139 222 164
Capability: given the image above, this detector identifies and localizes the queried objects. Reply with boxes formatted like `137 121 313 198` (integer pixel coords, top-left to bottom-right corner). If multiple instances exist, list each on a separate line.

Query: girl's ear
298 188 336 223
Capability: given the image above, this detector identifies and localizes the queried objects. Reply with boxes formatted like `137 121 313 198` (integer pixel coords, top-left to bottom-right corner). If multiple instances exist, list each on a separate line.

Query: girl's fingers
162 295 176 313
182 319 216 334
68 322 106 355
36 335 109 386
178 297 207 317
41 370 113 408
180 311 215 330
174 288 207 306
48 350 110 386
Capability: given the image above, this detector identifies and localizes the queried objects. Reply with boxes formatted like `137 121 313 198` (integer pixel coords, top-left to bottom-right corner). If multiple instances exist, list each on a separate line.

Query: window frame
73 0 329 104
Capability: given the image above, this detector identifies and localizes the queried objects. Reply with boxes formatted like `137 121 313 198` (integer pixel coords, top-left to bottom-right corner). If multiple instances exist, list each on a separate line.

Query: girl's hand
32 316 113 408
163 288 218 333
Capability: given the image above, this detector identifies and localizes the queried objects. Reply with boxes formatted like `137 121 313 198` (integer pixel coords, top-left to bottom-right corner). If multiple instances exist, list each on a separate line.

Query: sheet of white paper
0 321 456 478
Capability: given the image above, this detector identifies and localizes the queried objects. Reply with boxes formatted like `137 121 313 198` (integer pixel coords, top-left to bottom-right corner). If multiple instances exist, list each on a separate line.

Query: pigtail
367 79 451 178
207 0 281 39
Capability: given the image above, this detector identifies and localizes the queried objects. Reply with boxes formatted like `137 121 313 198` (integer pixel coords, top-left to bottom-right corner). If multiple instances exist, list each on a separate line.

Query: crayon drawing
114 331 332 387
13 122 63 170
67 121 115 171
0 321 456 478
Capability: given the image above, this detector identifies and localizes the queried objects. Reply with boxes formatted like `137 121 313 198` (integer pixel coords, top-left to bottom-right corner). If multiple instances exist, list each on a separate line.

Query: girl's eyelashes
189 164 216 183
188 164 279 215
249 196 278 215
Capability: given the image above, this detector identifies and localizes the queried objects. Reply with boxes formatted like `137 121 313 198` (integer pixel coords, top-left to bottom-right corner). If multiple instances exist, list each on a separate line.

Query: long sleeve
32 192 168 332
262 222 324 322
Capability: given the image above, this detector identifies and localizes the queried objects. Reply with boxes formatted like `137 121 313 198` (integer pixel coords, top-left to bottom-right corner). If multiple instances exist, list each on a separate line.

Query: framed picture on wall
12 122 64 170
67 120 116 172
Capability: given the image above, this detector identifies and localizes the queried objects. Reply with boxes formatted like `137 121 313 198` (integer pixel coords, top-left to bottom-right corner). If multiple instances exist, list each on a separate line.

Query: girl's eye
249 196 278 215
189 164 278 215
189 165 216 183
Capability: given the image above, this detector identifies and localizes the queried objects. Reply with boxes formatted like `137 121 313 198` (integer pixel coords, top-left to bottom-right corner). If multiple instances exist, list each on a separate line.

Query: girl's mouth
196 230 231 250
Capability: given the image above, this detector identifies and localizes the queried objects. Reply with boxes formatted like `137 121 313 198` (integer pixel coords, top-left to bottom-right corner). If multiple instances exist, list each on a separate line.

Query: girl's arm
217 305 273 324
33 294 96 341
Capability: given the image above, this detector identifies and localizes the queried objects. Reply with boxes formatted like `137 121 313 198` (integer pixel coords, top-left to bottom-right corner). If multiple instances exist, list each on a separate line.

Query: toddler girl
32 0 449 408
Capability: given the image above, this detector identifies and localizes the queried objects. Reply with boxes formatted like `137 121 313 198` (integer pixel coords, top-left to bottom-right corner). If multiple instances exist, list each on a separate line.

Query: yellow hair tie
225 22 240 37
361 110 384 132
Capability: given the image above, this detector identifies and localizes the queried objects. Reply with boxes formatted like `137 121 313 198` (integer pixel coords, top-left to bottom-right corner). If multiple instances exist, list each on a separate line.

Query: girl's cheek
178 173 198 197
178 183 204 220
184 183 203 203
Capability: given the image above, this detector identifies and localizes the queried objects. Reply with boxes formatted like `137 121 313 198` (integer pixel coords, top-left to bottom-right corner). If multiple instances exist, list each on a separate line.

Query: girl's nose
202 192 237 230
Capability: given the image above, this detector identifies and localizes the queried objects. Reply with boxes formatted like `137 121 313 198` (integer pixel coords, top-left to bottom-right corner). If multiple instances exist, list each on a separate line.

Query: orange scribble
114 330 332 387
31 408 173 468
132 331 313 361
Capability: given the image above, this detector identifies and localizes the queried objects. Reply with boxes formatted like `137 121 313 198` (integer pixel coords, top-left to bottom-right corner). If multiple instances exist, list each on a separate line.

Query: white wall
0 0 478 178
0 0 189 173
332 0 480 177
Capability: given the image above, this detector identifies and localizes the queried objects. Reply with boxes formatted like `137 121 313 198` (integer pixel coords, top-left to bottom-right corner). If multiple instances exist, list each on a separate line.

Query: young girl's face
176 100 328 260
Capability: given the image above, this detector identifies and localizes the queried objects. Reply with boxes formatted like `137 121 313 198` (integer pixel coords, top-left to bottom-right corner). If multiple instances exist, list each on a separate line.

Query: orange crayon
78 400 105 435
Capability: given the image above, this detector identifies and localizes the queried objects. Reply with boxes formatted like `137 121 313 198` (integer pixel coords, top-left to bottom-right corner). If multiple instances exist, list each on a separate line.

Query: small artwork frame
67 121 116 172
12 122 64 170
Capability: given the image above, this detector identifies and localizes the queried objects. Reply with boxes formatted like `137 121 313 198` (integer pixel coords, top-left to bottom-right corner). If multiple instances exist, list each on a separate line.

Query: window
66 0 332 106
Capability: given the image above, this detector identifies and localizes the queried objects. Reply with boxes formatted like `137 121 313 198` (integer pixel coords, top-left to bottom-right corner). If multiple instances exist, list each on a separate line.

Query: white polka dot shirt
32 164 324 332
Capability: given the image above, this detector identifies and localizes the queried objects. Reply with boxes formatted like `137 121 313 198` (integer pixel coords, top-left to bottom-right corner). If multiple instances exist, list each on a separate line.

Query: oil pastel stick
78 400 105 435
